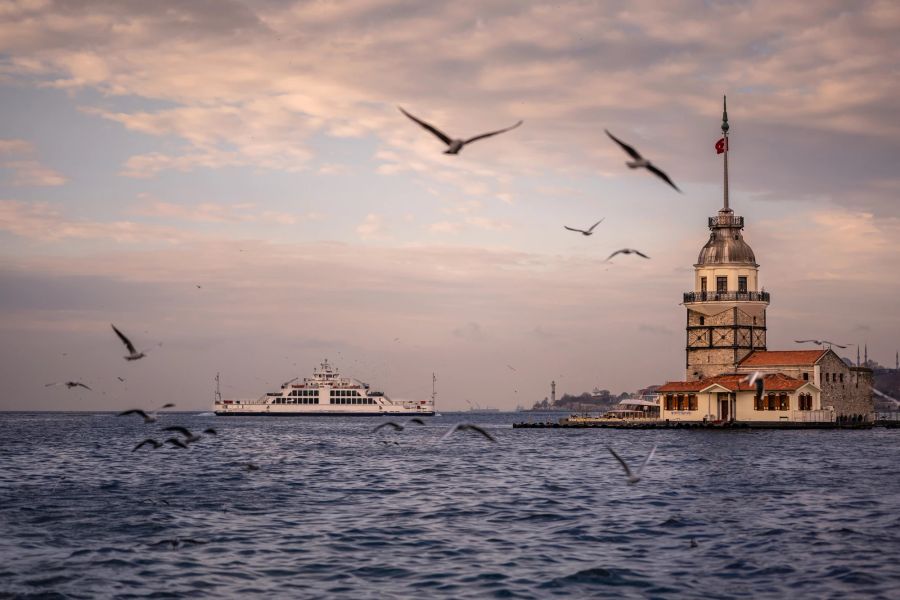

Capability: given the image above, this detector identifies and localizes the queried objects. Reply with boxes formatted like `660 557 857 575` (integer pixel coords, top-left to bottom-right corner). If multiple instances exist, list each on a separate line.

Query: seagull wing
564 226 587 234
607 446 633 478
794 340 816 344
373 421 403 433
407 418 426 426
118 409 150 420
632 250 651 259
74 382 92 390
202 428 218 435
461 424 496 442
163 426 193 438
463 120 523 145
645 164 681 193
606 249 626 262
605 129 642 160
111 324 137 354
634 442 658 477
823 341 847 348
158 403 175 409
133 438 161 452
398 106 452 145
165 437 189 449
586 219 605 233
440 423 462 441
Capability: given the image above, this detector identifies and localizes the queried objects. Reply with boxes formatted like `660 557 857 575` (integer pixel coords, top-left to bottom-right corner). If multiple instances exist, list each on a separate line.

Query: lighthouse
683 97 769 381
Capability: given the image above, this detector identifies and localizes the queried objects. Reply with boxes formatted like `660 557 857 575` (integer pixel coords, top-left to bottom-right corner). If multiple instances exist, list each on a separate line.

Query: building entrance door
719 397 729 421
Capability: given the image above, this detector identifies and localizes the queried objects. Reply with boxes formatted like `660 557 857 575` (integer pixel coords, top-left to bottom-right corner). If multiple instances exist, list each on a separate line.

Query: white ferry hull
213 359 435 417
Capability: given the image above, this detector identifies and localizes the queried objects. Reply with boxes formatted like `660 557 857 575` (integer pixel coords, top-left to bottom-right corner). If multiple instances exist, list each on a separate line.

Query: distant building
657 98 873 423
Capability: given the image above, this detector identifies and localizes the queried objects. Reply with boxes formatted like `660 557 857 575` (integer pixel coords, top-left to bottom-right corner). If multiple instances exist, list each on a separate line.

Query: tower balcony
683 291 770 304
709 215 744 229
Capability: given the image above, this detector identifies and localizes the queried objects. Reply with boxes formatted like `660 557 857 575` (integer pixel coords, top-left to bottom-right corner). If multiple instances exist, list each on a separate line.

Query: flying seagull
117 403 175 424
607 443 657 485
163 426 204 444
399 106 522 155
45 381 92 391
111 324 158 361
564 218 605 236
373 417 426 433
606 248 650 262
440 423 496 442
794 339 847 349
605 130 681 192
132 438 163 452
164 437 189 449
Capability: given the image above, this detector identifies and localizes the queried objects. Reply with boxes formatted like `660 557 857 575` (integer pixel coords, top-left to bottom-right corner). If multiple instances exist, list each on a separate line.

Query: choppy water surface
2 412 899 599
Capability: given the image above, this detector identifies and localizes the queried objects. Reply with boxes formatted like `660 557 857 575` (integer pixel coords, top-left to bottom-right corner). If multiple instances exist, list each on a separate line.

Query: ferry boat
214 360 436 416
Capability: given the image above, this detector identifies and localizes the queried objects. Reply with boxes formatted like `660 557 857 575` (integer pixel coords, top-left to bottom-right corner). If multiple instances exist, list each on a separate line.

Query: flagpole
722 95 729 212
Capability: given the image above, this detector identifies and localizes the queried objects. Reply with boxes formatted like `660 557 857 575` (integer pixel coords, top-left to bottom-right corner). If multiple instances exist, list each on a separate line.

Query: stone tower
684 97 769 381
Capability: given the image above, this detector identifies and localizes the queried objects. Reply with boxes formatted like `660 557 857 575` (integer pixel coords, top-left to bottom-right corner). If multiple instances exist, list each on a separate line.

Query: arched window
778 394 789 411
767 393 777 411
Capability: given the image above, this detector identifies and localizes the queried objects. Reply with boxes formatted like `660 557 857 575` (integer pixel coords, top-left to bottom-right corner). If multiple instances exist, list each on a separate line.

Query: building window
778 394 789 411
767 393 777 411
798 394 812 410
700 277 707 293
717 276 727 293
699 316 705 325
803 372 809 381
755 395 764 410
738 276 748 293
665 394 675 410
688 394 698 411
825 373 830 383
839 373 844 383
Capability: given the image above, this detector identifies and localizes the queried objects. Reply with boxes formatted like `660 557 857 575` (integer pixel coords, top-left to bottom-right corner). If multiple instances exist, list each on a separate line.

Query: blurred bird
606 248 650 261
373 418 426 433
440 423 496 442
164 437 189 449
111 324 159 361
605 130 681 192
564 219 604 236
117 403 175 424
45 381 91 391
132 438 163 452
607 443 657 485
794 339 847 349
399 106 522 155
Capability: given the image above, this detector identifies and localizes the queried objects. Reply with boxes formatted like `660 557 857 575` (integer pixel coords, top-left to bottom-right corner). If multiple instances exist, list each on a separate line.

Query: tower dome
697 210 757 266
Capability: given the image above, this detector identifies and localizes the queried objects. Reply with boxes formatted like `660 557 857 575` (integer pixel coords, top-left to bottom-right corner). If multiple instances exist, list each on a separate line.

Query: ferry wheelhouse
214 359 435 416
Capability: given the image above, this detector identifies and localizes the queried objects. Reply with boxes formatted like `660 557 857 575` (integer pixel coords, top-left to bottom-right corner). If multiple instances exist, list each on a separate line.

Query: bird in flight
794 339 847 349
440 423 496 442
164 437 189 449
117 403 175 424
162 425 215 444
373 417 426 433
111 324 158 361
45 381 92 391
607 443 657 485
605 130 681 192
564 218 605 236
743 371 764 397
399 106 522 155
132 438 163 452
606 248 650 262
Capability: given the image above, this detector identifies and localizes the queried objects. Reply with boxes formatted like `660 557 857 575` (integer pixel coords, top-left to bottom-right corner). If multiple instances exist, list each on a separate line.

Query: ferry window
738 276 748 293
716 276 727 293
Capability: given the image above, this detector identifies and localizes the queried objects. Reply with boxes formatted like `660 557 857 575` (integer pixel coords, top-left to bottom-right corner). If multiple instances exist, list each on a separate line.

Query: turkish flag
715 138 728 154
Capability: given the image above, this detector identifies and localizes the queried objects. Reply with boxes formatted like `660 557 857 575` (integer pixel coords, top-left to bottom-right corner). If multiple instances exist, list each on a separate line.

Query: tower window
699 316 705 325
700 277 707 293
803 372 809 381
716 277 727 293
738 276 747 293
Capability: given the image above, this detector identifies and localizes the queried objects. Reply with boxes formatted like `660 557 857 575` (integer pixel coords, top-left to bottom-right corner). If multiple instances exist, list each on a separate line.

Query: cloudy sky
1 0 899 411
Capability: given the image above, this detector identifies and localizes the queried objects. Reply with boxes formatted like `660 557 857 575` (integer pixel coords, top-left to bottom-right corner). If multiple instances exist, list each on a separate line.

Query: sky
1 0 899 411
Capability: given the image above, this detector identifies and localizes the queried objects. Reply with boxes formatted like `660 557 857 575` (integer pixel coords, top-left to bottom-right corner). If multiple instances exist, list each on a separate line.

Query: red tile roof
738 350 827 367
658 373 808 393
